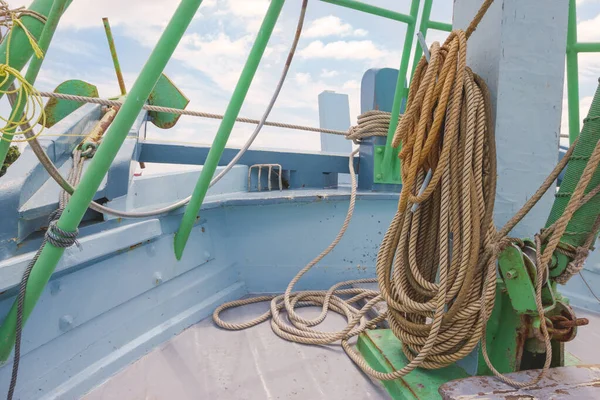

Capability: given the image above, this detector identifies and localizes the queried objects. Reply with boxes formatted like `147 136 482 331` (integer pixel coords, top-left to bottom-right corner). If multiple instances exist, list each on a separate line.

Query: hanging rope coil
0 0 47 143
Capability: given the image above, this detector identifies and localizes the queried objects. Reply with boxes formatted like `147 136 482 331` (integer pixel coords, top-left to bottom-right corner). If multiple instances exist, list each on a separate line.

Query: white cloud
342 80 360 90
299 40 388 60
577 13 600 42
304 16 368 38
320 69 339 78
295 72 311 85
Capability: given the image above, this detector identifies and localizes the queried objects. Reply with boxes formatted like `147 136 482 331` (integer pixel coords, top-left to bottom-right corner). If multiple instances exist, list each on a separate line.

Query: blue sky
9 0 600 157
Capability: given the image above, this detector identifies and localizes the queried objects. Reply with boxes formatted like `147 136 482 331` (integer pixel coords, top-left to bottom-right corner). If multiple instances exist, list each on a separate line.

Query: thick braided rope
347 110 391 142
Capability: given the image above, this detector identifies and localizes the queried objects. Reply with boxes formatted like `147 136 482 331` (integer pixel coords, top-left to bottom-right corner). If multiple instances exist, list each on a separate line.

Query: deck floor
83 301 599 400
83 300 388 400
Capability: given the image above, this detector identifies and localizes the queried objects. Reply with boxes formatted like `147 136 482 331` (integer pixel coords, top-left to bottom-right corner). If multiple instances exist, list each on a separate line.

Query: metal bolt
505 269 518 280
376 173 383 180
376 147 383 154
59 315 74 332
154 272 163 285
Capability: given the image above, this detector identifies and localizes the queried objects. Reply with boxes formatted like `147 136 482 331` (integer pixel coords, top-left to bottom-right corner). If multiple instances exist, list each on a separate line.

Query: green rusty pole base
357 329 469 399
0 0 205 363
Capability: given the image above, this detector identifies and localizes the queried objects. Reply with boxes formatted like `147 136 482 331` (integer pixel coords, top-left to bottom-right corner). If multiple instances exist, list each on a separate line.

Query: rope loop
45 209 80 250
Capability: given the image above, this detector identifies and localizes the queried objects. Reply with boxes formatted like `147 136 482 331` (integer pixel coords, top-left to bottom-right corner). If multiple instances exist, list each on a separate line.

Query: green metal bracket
374 145 401 184
43 80 99 128
148 74 190 129
497 244 538 315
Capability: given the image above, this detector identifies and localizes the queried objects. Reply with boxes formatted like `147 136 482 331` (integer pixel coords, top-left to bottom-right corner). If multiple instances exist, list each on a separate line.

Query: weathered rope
38 92 351 136
347 110 391 143
7 150 82 400
38 92 396 142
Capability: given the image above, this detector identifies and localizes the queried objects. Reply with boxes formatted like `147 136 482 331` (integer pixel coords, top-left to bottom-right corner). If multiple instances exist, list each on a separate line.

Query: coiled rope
0 0 47 142
214 0 600 389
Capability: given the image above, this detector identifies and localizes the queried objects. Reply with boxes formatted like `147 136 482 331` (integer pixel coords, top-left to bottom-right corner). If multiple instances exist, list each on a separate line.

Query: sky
7 0 600 169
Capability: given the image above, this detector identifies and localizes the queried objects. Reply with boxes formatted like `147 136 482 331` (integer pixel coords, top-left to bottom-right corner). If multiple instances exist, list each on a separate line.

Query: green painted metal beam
173 0 285 259
102 17 127 96
566 0 580 144
320 0 415 24
0 0 69 166
0 0 72 95
428 20 452 32
574 42 600 53
0 0 205 363
545 79 600 277
380 0 420 181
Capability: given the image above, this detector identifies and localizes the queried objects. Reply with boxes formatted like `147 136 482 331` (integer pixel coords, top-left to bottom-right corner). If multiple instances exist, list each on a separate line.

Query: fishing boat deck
82 300 600 400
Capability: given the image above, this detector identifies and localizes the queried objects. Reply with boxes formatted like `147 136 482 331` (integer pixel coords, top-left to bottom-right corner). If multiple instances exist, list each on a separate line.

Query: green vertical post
0 0 69 166
381 0 420 177
411 0 433 80
173 0 285 259
0 0 204 362
102 17 127 95
566 0 580 145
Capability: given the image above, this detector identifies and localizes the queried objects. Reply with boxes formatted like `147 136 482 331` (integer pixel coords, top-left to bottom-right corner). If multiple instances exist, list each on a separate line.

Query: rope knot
45 209 81 250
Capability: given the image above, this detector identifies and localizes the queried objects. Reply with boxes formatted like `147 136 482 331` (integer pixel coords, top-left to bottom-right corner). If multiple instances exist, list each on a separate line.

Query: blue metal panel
138 142 359 189
0 105 102 260
358 68 404 192
318 91 352 153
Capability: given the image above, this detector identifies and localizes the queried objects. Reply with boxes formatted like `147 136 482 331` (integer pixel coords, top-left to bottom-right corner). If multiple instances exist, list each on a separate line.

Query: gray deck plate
83 300 388 400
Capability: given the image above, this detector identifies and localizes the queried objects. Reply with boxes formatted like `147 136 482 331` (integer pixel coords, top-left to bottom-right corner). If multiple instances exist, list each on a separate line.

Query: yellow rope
0 0 47 142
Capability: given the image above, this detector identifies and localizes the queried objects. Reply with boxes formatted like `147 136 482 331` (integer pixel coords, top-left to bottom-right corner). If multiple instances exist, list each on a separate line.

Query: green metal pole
381 0 420 177
102 17 127 96
0 0 204 363
566 0 580 144
428 20 452 32
173 0 285 260
0 0 69 166
573 42 600 53
319 0 414 24
545 80 600 277
411 0 433 80
0 0 71 95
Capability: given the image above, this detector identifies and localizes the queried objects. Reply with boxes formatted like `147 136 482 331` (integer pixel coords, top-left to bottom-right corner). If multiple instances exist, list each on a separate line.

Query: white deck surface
83 303 599 400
